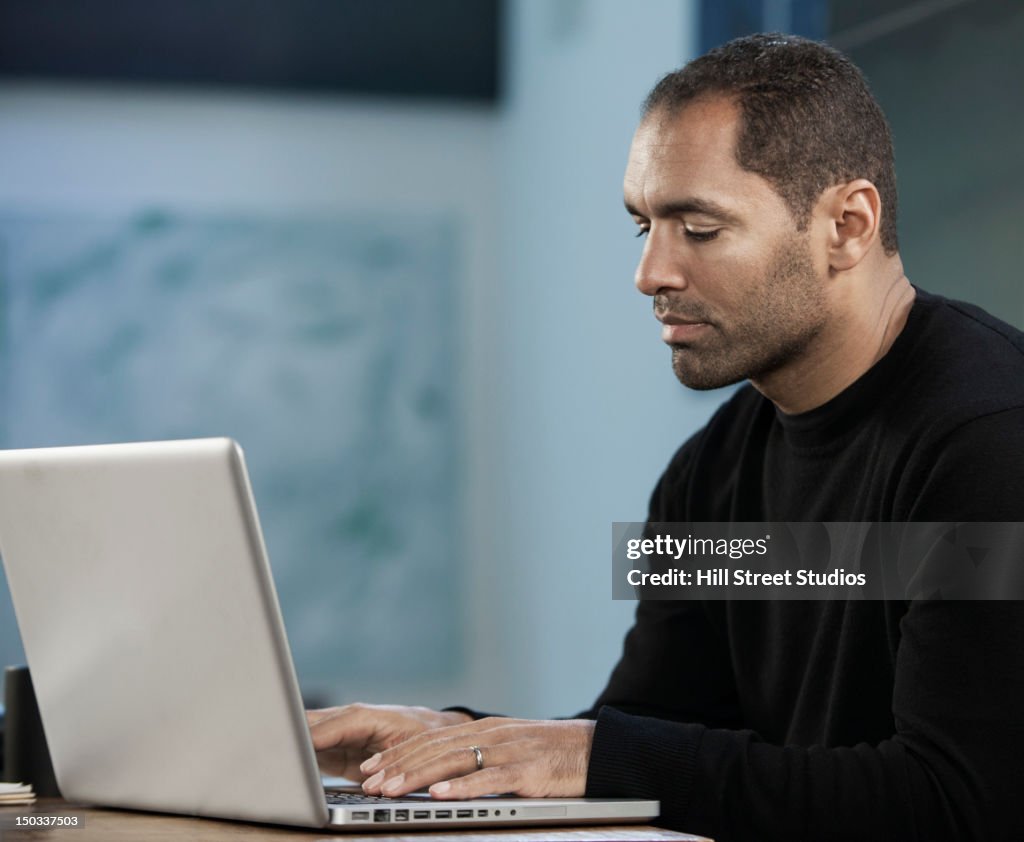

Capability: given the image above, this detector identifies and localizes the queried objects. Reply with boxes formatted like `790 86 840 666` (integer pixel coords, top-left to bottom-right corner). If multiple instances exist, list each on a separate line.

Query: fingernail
363 771 385 790
430 781 451 796
382 774 405 795
360 753 382 774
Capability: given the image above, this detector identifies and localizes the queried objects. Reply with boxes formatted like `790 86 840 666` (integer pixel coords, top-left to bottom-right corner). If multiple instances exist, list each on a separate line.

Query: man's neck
754 264 915 415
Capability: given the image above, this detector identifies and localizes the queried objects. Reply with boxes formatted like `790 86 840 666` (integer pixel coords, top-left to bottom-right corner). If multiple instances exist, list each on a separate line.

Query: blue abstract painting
0 209 461 693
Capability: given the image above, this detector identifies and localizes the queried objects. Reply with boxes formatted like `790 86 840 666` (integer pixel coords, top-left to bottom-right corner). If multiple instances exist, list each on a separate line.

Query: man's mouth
656 313 713 344
660 320 711 344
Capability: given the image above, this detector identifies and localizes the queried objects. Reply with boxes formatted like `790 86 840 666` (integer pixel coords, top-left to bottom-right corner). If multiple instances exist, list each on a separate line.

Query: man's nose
634 227 686 297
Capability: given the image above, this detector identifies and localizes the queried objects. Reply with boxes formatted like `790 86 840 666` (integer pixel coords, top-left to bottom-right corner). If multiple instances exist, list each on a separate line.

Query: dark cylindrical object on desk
3 665 60 796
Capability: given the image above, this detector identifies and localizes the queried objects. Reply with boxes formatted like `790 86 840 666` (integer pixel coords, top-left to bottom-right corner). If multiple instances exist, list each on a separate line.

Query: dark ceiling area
0 0 501 102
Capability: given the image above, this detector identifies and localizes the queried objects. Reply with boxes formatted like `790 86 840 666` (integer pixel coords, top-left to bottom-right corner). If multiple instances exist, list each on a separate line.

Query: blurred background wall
0 0 1021 720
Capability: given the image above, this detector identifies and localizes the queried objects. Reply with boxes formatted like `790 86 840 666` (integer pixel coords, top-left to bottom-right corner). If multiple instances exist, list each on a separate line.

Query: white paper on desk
0 782 36 804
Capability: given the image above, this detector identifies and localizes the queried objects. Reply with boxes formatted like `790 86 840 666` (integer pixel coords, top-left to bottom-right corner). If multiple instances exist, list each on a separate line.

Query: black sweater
580 289 1024 841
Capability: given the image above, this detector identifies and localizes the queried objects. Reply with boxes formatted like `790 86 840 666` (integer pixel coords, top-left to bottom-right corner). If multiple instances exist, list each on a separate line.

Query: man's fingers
360 718 511 776
357 719 593 799
363 740 485 795
307 704 381 751
429 765 522 800
365 727 492 783
305 708 331 727
368 743 518 798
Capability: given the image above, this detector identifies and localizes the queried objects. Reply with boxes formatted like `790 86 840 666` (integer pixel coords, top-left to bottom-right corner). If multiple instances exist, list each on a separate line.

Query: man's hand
306 703 472 781
358 717 596 800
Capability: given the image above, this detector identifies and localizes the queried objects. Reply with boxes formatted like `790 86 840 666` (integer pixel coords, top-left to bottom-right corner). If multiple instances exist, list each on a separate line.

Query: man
308 35 1024 841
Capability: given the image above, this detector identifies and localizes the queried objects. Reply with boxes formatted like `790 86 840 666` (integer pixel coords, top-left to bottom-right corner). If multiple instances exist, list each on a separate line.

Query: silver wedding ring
469 744 484 771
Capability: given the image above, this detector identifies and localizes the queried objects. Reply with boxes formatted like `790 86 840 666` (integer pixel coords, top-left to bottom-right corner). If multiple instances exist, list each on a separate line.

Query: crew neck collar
771 286 932 450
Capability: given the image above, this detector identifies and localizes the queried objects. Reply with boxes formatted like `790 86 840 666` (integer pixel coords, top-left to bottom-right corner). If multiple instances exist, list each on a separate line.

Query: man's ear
823 179 881 272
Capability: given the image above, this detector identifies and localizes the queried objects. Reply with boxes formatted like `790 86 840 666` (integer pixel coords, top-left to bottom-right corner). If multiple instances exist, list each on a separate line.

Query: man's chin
671 348 746 391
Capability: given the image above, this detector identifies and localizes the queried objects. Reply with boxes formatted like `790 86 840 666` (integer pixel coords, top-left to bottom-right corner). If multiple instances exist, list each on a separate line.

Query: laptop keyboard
325 792 398 805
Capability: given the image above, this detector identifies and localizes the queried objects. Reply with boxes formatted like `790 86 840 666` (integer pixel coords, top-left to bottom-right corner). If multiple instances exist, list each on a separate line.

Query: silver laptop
0 438 658 830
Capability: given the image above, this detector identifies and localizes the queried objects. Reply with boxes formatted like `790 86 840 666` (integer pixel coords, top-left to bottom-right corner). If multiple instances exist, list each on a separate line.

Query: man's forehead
643 95 740 142
626 97 740 177
623 96 766 214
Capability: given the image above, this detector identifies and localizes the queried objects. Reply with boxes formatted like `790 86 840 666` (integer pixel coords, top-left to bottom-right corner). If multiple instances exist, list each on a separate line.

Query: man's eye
685 228 720 242
634 228 649 238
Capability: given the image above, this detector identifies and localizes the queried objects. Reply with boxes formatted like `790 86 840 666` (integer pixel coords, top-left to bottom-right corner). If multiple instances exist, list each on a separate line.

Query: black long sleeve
583 290 1024 841
586 600 1024 841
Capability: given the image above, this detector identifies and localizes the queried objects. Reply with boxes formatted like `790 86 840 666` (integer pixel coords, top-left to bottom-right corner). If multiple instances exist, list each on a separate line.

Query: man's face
624 97 829 390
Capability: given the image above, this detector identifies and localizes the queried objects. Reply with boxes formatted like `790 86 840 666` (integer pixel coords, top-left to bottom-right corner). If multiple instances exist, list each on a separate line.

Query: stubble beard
669 235 828 390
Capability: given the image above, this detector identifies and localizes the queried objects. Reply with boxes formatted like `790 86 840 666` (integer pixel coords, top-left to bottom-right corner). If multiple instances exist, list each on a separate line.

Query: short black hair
643 34 899 255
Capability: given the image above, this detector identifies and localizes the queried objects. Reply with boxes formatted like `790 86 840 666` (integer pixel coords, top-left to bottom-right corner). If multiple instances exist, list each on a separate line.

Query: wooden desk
0 800 710 841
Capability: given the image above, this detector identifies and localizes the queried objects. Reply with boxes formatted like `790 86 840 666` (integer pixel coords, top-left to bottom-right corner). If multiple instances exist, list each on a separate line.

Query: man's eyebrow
624 197 740 224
